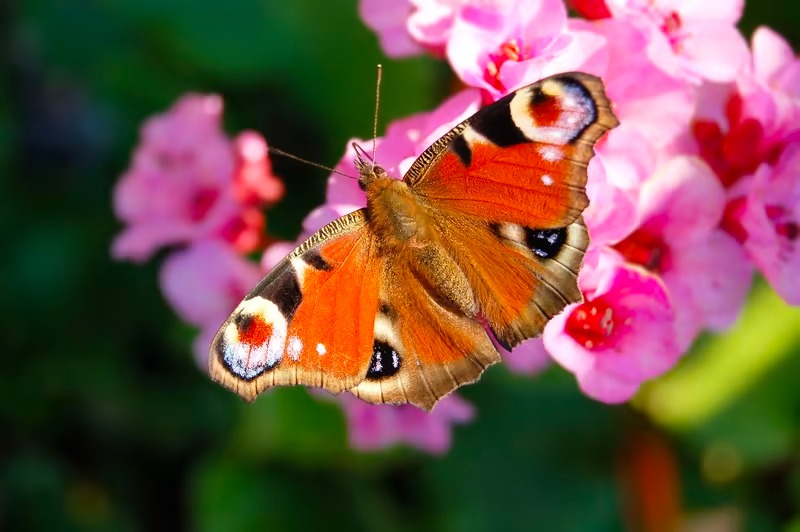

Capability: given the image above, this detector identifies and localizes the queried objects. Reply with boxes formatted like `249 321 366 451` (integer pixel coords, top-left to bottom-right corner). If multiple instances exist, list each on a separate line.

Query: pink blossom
688 27 799 241
112 94 279 262
740 146 800 305
583 156 638 246
339 393 474 453
407 0 516 56
446 0 606 98
543 248 679 403
358 0 509 58
604 0 748 83
613 156 752 348
691 84 795 191
749 26 800 104
359 0 424 57
359 0 606 98
232 131 285 206
583 124 653 246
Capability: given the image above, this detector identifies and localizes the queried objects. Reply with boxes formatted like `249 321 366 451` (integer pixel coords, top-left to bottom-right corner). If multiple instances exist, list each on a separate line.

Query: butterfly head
353 141 389 190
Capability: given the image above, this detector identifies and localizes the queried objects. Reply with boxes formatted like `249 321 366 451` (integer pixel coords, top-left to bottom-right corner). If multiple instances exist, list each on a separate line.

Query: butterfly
209 72 618 411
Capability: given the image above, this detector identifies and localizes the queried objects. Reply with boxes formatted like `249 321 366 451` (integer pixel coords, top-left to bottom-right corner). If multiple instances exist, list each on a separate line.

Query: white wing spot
287 336 303 361
316 343 327 356
539 146 562 162
541 174 554 186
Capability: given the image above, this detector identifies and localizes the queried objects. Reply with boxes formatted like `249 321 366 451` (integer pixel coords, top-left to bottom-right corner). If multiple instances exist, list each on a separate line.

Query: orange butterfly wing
408 72 616 228
403 72 617 348
208 210 384 399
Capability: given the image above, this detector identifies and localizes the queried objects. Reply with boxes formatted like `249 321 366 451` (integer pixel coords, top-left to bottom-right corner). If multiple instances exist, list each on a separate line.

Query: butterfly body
363 170 435 249
209 73 618 410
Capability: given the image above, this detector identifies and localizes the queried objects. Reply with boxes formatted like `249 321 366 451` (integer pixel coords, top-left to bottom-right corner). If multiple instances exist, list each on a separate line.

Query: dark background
1 1 799 530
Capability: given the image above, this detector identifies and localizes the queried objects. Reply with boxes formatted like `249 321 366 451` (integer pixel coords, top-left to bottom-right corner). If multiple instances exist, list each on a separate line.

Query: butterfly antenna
267 145 358 180
371 64 382 167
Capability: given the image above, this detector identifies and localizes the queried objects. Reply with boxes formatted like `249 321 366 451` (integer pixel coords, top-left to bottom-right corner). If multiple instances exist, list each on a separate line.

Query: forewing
405 72 618 229
208 210 384 400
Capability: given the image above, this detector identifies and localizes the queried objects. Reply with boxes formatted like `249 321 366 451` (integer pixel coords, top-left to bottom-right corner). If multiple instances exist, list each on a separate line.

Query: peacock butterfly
208 72 618 411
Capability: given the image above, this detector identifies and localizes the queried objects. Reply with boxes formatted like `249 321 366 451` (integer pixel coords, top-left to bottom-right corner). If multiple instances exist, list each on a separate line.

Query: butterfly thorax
360 164 433 250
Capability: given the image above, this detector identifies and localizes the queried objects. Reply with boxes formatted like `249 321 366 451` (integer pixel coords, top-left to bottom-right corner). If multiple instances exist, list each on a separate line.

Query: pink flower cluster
112 0 798 454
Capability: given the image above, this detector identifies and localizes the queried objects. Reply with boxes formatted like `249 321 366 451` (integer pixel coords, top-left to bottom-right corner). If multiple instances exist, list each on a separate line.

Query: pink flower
740 146 800 305
604 0 748 83
583 123 655 246
688 28 798 248
360 0 424 57
358 0 606 98
159 240 262 367
232 131 285 206
112 94 280 262
339 393 474 453
749 26 800 106
613 156 752 348
446 0 606 98
543 248 679 403
691 83 795 191
358 0 512 58
407 0 516 56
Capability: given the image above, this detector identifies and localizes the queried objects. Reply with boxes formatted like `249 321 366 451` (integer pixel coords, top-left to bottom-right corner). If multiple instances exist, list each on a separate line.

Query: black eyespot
525 227 567 259
365 340 401 380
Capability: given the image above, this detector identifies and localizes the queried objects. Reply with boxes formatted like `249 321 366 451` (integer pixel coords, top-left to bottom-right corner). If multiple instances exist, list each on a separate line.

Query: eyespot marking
509 76 597 145
219 297 287 380
365 340 401 380
525 227 567 259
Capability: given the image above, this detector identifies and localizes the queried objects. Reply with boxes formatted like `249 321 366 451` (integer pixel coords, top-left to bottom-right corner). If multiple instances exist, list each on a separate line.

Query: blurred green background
1 1 799 530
